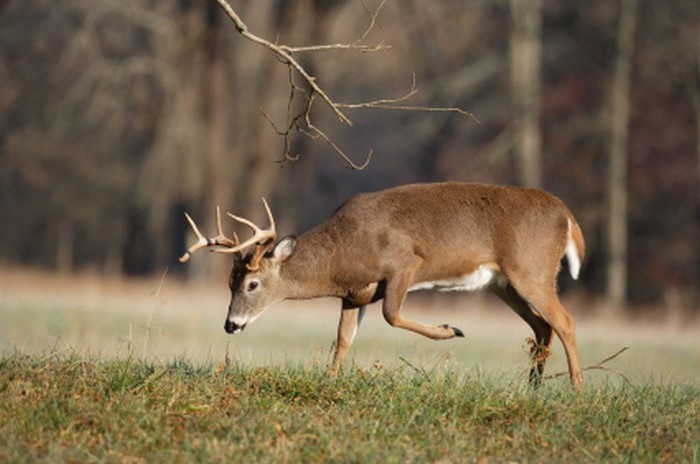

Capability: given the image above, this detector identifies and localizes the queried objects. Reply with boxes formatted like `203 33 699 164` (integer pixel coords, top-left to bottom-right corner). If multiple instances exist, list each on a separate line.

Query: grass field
1 269 699 462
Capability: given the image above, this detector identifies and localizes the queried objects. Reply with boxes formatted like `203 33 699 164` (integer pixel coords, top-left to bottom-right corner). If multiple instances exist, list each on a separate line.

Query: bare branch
355 103 481 126
280 0 389 54
340 73 420 107
257 64 371 169
280 41 389 54
336 74 482 125
541 346 632 385
304 94 373 170
214 0 353 125
307 123 374 171
214 0 479 168
358 0 387 43
259 66 310 164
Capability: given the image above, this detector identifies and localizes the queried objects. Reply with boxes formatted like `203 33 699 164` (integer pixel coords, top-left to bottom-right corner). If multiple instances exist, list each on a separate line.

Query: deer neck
278 229 343 300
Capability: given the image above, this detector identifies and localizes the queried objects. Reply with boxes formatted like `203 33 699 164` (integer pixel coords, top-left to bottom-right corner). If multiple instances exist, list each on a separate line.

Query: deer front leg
329 305 365 376
382 271 464 339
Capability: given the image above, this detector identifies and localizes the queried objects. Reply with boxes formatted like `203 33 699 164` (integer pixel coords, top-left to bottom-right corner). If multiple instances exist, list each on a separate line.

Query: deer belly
409 265 507 293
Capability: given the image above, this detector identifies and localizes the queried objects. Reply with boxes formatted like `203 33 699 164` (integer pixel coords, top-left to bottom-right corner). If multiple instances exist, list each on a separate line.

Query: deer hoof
441 324 464 338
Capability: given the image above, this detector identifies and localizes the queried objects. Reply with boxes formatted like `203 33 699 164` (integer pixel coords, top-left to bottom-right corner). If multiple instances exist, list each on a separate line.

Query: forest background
0 0 698 312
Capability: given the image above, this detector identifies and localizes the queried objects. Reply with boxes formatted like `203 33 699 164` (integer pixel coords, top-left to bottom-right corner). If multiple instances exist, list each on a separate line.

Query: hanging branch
337 73 480 124
259 66 374 169
279 0 388 55
214 0 361 126
214 0 478 170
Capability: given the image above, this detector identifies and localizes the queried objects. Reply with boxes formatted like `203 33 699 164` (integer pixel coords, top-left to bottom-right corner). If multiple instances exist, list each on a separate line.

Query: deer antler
179 199 277 270
224 198 277 270
223 198 276 253
179 206 239 263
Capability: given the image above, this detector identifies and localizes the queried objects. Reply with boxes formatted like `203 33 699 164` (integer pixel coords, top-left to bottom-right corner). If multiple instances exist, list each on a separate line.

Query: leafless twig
261 63 373 169
214 0 354 125
214 0 478 169
399 356 432 383
338 74 481 125
543 346 632 384
306 107 374 170
143 267 168 360
280 0 388 54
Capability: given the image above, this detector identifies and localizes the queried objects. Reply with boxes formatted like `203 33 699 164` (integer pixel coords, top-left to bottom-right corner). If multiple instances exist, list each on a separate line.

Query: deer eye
247 280 260 292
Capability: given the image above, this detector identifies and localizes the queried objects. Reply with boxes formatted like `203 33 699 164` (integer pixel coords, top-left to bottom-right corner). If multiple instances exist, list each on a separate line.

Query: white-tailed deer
180 182 585 385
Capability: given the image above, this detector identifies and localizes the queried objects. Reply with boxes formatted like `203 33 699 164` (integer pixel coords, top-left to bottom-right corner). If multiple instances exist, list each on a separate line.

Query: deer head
179 199 296 333
224 235 297 333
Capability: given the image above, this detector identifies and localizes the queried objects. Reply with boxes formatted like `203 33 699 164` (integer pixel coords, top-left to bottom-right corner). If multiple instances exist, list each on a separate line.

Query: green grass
1 272 699 461
1 352 698 463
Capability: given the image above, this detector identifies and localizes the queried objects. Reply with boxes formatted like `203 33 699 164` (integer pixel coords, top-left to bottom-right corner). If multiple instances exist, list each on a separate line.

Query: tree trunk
693 42 700 309
607 0 637 307
509 0 542 189
56 219 74 273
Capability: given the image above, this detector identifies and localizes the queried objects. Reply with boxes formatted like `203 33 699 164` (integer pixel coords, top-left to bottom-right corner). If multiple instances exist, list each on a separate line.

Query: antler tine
217 198 277 256
214 205 242 247
214 205 224 237
179 207 238 263
261 197 276 235
211 206 239 247
227 198 275 233
179 212 208 263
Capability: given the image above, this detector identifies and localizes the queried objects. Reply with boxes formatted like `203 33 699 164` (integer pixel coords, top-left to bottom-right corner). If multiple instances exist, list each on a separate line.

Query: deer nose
224 320 246 334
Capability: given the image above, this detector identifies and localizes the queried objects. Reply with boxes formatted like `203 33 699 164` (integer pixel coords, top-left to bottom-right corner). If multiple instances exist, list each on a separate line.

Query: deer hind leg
329 305 366 376
541 298 583 386
382 270 464 340
508 277 583 386
491 283 553 386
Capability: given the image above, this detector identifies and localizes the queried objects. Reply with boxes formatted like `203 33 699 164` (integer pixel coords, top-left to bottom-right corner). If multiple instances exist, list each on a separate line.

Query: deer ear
272 236 297 263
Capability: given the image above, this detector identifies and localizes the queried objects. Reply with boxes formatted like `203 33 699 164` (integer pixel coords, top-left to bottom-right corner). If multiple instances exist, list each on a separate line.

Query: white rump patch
409 265 507 293
565 218 581 280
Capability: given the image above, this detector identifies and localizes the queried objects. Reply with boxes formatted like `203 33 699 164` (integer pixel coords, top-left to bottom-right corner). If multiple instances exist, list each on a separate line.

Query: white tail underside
565 218 581 280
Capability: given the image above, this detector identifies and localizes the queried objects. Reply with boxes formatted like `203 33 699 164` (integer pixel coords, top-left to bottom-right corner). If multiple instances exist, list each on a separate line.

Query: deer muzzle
224 319 246 334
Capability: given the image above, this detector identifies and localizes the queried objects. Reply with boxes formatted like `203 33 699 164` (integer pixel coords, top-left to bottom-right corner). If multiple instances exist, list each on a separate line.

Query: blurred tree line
0 0 697 309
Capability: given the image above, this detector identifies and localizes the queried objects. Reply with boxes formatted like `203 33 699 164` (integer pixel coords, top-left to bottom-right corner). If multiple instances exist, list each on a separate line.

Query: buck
180 182 585 385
